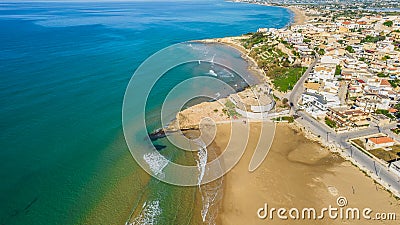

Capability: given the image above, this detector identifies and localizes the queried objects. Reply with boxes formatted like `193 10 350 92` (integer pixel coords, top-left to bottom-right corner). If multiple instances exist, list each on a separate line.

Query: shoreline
180 3 400 224
192 37 267 85
190 4 308 87
287 5 308 26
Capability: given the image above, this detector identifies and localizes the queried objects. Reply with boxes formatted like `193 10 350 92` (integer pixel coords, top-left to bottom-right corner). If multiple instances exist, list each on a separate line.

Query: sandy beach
193 4 309 87
287 6 308 26
211 122 400 224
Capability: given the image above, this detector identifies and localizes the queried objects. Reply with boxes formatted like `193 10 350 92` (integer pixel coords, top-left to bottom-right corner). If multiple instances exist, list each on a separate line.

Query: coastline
176 3 400 224
191 4 308 86
287 5 308 26
192 37 267 85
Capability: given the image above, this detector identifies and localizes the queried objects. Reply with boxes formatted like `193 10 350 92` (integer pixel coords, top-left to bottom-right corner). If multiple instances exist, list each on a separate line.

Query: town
227 1 400 197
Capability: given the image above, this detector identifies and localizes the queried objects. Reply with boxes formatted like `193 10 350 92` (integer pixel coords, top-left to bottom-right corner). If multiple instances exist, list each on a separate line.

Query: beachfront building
365 136 396 150
229 84 275 119
326 107 370 131
301 92 328 118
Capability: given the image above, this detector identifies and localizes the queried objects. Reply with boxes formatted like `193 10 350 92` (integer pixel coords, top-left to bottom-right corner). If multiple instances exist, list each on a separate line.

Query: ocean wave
193 138 224 225
129 200 161 225
207 69 218 77
143 152 168 176
218 68 235 78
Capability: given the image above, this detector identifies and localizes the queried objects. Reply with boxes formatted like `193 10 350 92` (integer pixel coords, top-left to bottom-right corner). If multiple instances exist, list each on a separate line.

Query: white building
365 136 395 150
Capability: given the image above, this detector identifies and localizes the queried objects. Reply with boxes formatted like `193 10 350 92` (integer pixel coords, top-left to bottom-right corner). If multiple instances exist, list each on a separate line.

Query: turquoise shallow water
0 1 291 224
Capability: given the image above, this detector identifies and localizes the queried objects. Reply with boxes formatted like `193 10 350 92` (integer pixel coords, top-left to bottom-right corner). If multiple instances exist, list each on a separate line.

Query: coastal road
295 112 400 192
288 55 319 109
287 54 400 194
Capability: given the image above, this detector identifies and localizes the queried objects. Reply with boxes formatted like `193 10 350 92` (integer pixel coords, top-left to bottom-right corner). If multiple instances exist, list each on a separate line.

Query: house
327 107 370 130
365 136 395 150
354 94 390 112
301 92 329 118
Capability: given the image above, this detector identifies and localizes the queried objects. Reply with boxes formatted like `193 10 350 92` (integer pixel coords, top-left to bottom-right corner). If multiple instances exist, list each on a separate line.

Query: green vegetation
377 72 389 77
359 57 366 61
383 20 393 27
241 35 306 93
394 102 400 111
223 100 241 118
314 47 325 55
352 139 365 149
361 35 385 43
345 45 355 53
369 146 400 163
349 96 358 101
391 128 400 135
335 65 342 76
382 55 391 60
376 109 395 119
303 38 311 43
325 117 337 128
389 79 400 88
272 67 306 92
272 116 294 123
242 32 268 49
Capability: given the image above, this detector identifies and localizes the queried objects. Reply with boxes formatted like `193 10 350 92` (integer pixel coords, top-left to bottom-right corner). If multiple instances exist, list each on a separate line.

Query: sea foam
143 152 168 176
129 200 162 225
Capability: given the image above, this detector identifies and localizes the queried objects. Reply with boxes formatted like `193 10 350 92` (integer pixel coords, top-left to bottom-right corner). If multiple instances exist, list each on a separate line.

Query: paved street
288 55 319 107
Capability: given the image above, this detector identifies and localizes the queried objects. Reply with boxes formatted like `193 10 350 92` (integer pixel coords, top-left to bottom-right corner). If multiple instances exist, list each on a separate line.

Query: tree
335 65 342 75
282 98 289 105
345 45 355 53
394 103 400 111
383 21 393 27
377 72 388 77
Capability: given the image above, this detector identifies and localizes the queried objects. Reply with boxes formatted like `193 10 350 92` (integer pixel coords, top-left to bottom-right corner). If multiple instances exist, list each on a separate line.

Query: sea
0 1 292 224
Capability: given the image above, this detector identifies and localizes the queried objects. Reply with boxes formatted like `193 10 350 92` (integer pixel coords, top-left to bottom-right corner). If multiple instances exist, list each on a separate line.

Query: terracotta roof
368 137 395 145
357 79 365 84
380 79 391 86
389 108 398 113
342 21 351 25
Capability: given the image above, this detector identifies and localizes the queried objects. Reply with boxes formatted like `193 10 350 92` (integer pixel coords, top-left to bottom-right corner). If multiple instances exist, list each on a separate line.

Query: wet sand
213 122 400 225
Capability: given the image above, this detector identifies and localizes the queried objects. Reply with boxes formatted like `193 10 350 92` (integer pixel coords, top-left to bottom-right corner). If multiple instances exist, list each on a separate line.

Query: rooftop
368 136 395 145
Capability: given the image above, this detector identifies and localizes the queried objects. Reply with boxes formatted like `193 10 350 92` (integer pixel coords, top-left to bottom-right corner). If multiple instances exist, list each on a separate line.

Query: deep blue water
0 1 291 224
